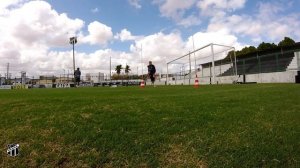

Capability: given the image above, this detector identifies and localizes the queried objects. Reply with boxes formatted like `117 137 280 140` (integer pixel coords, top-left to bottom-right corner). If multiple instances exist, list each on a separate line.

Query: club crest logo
7 144 19 157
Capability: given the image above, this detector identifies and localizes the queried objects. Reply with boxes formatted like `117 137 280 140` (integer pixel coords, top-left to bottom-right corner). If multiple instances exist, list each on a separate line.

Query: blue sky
49 0 176 52
51 0 171 33
52 0 300 53
0 0 300 76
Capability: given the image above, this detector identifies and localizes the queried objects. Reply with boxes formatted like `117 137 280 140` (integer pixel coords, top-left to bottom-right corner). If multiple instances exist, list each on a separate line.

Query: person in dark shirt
147 61 156 86
74 67 81 86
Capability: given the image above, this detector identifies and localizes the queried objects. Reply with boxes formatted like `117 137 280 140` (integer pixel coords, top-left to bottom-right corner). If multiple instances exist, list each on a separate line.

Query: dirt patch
160 144 207 168
102 105 113 112
81 113 92 119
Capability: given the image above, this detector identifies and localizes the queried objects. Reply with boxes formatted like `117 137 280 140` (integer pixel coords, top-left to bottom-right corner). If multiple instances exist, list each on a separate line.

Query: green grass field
0 84 299 167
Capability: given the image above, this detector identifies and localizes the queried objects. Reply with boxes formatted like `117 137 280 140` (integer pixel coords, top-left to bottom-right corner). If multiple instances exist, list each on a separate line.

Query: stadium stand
221 43 300 76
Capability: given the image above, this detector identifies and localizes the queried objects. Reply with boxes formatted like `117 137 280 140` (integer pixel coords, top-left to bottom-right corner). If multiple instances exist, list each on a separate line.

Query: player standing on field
74 67 81 87
147 61 156 86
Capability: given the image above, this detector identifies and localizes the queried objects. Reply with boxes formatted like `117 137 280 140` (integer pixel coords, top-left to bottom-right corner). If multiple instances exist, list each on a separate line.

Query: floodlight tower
69 37 77 79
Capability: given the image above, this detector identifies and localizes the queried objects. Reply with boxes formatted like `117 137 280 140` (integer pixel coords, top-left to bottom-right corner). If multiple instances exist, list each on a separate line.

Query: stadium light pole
69 37 77 81
6 63 9 80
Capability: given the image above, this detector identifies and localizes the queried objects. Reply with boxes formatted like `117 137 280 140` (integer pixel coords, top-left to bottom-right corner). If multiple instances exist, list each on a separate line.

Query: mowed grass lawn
0 84 299 167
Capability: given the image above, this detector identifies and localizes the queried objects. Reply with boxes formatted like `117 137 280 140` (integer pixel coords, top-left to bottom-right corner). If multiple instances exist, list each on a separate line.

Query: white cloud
37 48 139 77
182 30 243 65
0 1 85 76
129 31 187 73
0 0 25 15
131 32 185 63
6 0 296 78
154 0 196 18
1 1 84 47
185 30 240 50
83 21 113 46
115 29 141 41
153 0 200 27
178 15 201 27
126 29 241 73
0 1 132 76
207 1 300 43
153 0 246 27
0 0 21 8
197 0 246 15
128 0 141 9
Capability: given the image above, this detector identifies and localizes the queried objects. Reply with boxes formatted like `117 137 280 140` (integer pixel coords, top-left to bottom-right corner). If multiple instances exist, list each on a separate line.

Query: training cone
194 74 199 88
140 80 145 88
194 79 199 88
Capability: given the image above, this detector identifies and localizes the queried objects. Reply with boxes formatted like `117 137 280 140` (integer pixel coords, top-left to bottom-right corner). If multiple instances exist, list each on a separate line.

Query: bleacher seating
221 51 295 76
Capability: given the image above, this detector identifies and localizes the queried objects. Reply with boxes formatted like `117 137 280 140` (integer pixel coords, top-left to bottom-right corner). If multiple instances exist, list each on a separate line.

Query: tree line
115 64 131 75
113 64 135 80
113 64 152 80
228 37 296 58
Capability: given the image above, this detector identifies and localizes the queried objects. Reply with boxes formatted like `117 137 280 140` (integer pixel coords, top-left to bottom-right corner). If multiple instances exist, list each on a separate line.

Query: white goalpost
166 43 238 85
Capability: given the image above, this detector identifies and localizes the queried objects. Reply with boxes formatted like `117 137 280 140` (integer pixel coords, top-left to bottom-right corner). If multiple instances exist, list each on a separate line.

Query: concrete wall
239 71 297 83
165 70 297 85
169 76 236 85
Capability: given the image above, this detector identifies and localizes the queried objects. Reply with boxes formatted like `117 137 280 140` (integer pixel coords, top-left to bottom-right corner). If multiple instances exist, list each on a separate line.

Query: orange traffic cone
140 80 145 88
194 79 199 88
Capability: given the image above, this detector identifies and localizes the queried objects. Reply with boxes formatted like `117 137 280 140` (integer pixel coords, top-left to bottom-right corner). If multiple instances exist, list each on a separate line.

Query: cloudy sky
0 0 300 77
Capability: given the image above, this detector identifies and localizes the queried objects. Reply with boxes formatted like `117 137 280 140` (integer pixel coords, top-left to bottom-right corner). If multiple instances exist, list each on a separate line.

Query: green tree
112 74 120 80
226 46 257 59
278 37 296 47
125 65 131 74
115 65 123 75
242 46 256 54
236 46 257 56
257 42 277 51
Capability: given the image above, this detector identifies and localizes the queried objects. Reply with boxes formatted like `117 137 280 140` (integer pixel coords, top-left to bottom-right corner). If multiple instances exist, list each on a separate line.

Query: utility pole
192 35 197 74
141 44 143 79
6 63 9 79
63 69 65 83
67 69 69 83
109 56 112 81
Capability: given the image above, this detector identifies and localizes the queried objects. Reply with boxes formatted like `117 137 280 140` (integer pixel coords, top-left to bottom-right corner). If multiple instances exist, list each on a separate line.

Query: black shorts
75 77 80 82
149 74 155 82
